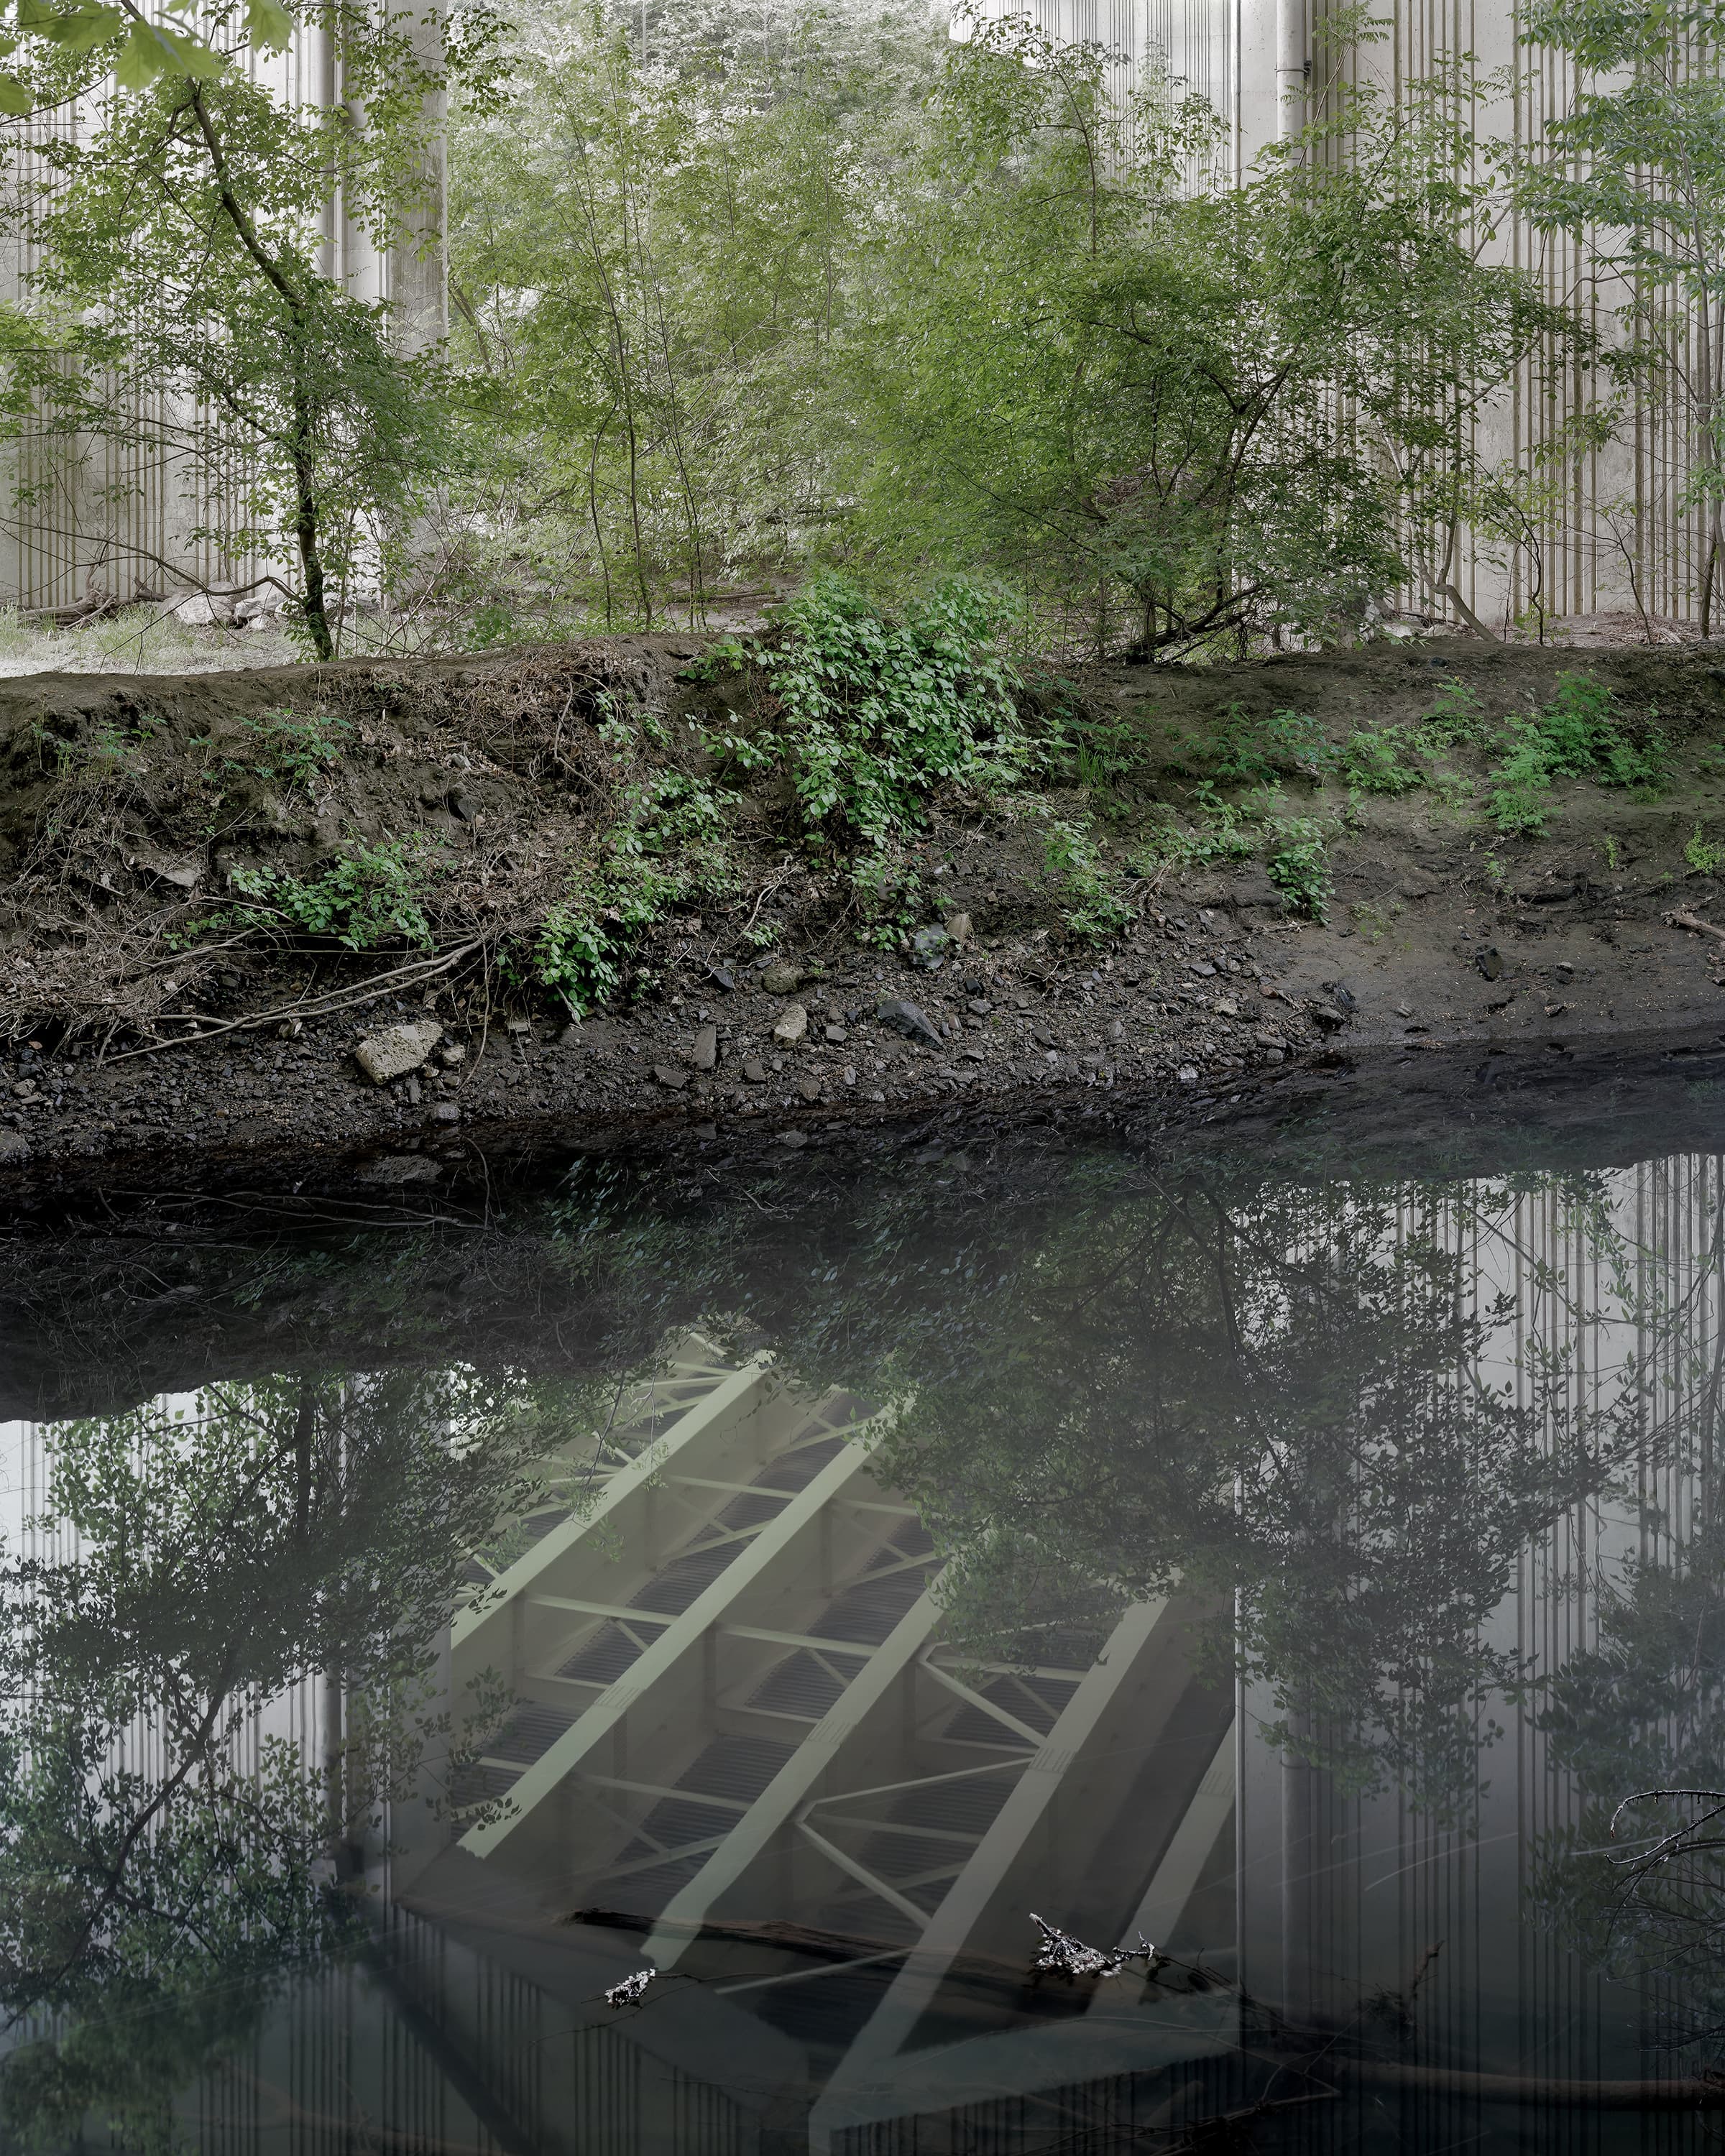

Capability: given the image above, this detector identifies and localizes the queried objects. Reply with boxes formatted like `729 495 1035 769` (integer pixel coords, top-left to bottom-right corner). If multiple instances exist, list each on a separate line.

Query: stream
1 1071 1724 2152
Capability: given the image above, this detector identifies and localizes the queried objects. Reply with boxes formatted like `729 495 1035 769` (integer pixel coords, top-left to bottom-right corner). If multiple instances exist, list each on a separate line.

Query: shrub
1486 673 1662 837
702 576 1028 848
1041 816 1133 941
1266 817 1333 918
220 837 438 952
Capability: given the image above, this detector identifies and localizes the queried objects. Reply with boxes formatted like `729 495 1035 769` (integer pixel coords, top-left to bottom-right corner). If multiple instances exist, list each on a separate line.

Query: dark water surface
5 1072 1725 2152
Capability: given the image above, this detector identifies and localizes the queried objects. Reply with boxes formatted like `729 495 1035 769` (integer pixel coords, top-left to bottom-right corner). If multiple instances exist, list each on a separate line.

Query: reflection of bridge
378 1335 1241 2152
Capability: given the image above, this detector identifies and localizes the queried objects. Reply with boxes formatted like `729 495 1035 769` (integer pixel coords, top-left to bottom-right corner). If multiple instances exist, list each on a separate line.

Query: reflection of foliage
849 1162 1661 1814
1531 1506 1725 2058
0 1371 553 2151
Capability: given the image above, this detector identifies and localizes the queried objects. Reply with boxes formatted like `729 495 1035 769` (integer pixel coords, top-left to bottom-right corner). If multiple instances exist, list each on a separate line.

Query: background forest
0 0 1699 664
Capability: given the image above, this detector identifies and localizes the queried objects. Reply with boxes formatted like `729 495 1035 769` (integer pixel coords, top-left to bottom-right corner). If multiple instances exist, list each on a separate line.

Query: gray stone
354 1153 443 1186
771 1003 809 1045
0 1129 27 1161
1476 946 1504 981
430 1101 461 1123
1309 1002 1347 1031
691 1025 717 1070
1213 998 1239 1018
654 1063 691 1089
944 911 973 946
760 960 805 995
741 1055 766 1082
353 1020 442 1084
776 1128 809 1148
436 1043 466 1067
910 925 951 971
876 997 942 1049
824 1023 847 1044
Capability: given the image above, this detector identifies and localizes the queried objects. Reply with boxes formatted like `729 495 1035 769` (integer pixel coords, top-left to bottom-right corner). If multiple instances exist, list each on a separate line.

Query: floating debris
1029 1915 1156 1984
604 1965 656 2009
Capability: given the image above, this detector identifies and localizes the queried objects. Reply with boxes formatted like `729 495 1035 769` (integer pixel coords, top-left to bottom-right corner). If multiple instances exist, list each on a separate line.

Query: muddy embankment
0 632 1724 1207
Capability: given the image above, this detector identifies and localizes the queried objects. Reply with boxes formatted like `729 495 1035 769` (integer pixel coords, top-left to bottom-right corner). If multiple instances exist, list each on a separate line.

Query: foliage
704 575 1027 849
443 0 939 631
1688 825 1725 876
1039 815 1133 940
1517 0 1725 628
1265 815 1335 918
0 0 497 657
850 18 1591 656
218 837 441 952
1343 724 1425 797
211 706 351 791
1210 706 1336 788
1485 671 1662 837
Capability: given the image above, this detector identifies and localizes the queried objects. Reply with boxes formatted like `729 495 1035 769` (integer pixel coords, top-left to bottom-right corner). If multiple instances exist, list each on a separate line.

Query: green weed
1342 725 1422 796
851 846 925 950
1266 816 1333 918
1041 817 1133 940
1485 673 1662 837
699 576 1026 849
1686 826 1725 876
212 837 439 952
1210 706 1335 789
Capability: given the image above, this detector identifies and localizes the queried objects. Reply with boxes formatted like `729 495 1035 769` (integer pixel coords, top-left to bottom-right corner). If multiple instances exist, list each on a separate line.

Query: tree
0 0 495 655
444 0 937 634
1517 1 1725 632
848 17 1596 658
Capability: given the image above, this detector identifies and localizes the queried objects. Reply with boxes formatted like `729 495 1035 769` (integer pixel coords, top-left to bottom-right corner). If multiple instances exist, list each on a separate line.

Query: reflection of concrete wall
1240 1156 1725 2119
975 0 1707 630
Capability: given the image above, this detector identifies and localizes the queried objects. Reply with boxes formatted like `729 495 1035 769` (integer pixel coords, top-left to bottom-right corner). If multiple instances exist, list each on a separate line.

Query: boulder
760 960 805 995
691 1025 717 1070
353 1020 443 1084
772 1003 809 1045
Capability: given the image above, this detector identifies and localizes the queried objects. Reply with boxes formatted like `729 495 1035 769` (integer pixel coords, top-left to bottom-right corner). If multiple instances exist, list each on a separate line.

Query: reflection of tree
696 1154 1670 1813
1530 1503 1725 2060
0 1372 556 2152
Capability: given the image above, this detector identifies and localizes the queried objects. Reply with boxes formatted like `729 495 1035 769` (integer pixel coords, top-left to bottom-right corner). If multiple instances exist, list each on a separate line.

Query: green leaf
243 0 293 50
111 19 160 86
24 0 123 51
0 68 30 110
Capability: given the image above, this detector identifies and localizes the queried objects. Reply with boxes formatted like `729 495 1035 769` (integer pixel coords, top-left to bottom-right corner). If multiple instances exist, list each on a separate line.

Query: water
4 1072 1725 2152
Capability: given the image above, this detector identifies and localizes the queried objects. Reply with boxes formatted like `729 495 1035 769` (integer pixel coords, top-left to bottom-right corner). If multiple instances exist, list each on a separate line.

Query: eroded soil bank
1 632 1724 1202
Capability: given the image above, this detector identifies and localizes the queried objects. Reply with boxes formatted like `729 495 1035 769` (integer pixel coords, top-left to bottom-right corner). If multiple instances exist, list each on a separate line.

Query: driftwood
1665 906 1725 945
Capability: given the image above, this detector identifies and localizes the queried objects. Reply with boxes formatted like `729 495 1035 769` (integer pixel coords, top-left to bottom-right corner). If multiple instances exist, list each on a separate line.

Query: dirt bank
0 633 1723 1202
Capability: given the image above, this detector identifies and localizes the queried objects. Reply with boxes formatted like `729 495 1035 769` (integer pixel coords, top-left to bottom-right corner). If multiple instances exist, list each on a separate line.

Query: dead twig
98 940 484 1064
1667 907 1725 946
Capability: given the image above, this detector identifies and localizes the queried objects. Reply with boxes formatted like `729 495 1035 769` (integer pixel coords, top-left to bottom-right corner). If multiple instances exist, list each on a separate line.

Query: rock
876 997 942 1049
1251 1027 1284 1049
430 1102 460 1123
910 925 951 971
449 788 479 821
505 1017 531 1036
771 1003 808 1044
760 960 805 995
1323 981 1358 1013
694 1121 718 1141
159 860 202 890
1309 1001 1347 1031
967 998 993 1015
11 1080 34 1100
0 1130 27 1161
776 1128 809 1148
353 1020 442 1084
1398 868 1440 898
706 964 736 992
1213 998 1239 1019
842 1064 857 1084
796 1075 821 1100
691 1025 717 1070
436 1043 466 1067
1476 947 1504 981
172 591 229 627
741 1055 766 1082
824 1023 848 1044
654 1064 691 1089
1177 1066 1199 1084
944 911 973 946
233 594 276 625
354 1153 443 1186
